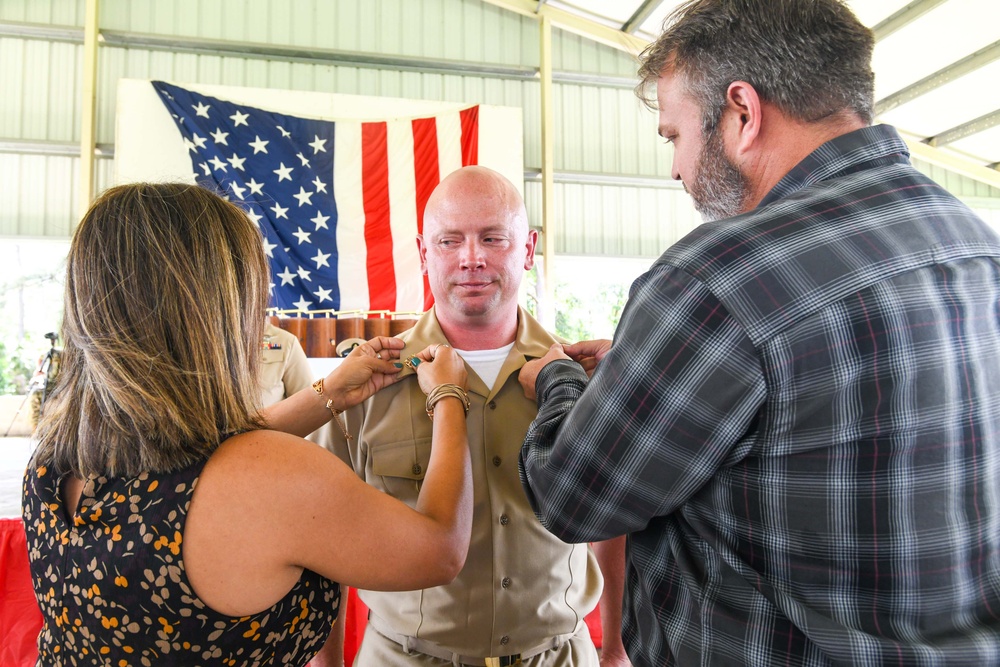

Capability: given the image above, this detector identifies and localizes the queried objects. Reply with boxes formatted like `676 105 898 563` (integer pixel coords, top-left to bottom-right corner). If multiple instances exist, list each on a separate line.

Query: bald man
313 166 628 667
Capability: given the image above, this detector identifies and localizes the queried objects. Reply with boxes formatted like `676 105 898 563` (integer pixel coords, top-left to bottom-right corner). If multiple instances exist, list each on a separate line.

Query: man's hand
600 652 632 667
563 339 612 378
593 535 631 667
519 343 570 401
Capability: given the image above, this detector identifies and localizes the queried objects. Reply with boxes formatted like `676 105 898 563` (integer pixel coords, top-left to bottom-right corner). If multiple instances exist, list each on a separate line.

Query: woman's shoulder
202 429 339 500
213 429 327 468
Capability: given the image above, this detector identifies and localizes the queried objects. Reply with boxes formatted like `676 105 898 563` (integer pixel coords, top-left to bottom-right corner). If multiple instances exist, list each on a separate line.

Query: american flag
152 81 479 313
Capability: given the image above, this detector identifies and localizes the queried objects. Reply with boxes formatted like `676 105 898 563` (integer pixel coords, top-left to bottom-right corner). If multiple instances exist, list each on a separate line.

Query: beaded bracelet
424 383 471 421
312 378 353 443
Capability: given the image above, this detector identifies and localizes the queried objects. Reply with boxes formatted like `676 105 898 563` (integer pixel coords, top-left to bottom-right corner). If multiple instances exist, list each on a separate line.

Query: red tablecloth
2 518 603 666
0 518 43 667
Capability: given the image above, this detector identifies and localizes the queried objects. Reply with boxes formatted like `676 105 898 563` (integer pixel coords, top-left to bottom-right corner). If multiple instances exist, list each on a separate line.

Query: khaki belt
367 612 575 666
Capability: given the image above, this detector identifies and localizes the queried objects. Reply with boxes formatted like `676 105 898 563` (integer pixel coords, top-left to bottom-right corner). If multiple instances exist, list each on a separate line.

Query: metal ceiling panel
950 126 1000 169
546 0 632 26
0 0 85 26
534 0 1000 173
871 0 998 96
845 0 924 29
878 61 1000 137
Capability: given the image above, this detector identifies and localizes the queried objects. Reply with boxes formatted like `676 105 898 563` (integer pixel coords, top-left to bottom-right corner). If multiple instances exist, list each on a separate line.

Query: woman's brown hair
33 183 269 478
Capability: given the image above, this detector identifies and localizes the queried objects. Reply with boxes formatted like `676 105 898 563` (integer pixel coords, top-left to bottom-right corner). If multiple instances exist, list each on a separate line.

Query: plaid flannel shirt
520 125 1000 666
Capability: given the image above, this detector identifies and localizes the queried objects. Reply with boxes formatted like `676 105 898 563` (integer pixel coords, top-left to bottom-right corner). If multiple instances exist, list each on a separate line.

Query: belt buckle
485 656 521 667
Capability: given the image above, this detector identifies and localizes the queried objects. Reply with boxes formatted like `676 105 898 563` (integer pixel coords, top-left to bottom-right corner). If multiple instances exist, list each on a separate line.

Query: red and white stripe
334 106 479 313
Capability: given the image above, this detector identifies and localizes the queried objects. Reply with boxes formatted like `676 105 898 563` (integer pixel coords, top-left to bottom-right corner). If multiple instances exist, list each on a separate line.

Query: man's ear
416 235 429 275
523 229 538 271
723 81 762 155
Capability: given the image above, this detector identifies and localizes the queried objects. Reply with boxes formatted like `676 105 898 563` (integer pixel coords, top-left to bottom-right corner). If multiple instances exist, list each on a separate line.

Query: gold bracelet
425 383 470 421
312 377 352 443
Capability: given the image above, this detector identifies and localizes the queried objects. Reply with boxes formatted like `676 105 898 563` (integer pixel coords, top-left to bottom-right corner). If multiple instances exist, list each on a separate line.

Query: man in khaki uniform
258 321 312 407
314 166 630 666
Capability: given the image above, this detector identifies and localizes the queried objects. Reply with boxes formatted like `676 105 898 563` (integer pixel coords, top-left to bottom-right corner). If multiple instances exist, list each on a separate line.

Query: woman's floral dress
22 458 340 666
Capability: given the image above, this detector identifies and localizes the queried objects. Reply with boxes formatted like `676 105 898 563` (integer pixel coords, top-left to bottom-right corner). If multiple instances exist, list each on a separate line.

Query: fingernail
411 357 421 366
393 362 403 368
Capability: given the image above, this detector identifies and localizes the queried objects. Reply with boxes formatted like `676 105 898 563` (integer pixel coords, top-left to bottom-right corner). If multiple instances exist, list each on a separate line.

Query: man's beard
688 126 750 222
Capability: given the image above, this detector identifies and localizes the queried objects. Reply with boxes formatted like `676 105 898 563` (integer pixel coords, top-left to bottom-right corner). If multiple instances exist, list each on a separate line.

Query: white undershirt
453 343 515 391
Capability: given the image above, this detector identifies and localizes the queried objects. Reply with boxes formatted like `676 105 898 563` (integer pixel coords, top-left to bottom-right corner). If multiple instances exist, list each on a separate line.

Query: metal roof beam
926 109 1000 148
875 39 1000 115
623 0 666 35
0 20 82 42
1 20 640 91
905 139 1000 190
480 0 648 55
0 139 113 157
871 0 949 41
101 29 540 79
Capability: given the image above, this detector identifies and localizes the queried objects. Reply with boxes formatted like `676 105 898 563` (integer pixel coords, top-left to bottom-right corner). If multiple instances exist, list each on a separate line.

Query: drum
364 317 391 340
389 318 418 336
278 318 308 350
335 315 365 347
305 317 336 358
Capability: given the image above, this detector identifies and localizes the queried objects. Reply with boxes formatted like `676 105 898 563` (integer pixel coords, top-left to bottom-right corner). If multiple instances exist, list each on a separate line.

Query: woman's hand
413 344 468 395
324 336 405 411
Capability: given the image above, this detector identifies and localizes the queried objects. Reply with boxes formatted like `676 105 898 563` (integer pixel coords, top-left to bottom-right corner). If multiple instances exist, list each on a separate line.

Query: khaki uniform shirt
259 323 312 407
331 307 602 657
259 323 338 450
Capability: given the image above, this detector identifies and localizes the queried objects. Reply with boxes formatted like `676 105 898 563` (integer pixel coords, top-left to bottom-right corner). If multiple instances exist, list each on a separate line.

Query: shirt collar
758 124 911 208
395 306 560 395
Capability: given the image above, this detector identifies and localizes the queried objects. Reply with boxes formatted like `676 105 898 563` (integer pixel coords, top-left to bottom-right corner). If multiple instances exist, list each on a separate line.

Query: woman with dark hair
22 182 472 666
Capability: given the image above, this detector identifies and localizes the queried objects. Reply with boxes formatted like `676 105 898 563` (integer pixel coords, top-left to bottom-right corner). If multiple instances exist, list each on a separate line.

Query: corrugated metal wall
1 0 998 256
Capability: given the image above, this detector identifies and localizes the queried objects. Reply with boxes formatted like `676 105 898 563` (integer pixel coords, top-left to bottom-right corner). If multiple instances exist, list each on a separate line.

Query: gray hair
636 0 875 133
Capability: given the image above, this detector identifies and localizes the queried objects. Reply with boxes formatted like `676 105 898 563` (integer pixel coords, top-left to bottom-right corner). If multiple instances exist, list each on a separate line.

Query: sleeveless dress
21 457 340 666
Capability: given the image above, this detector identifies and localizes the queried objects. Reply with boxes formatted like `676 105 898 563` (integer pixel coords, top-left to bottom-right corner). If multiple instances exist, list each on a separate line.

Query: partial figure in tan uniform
313 166 631 667
259 322 313 407
258 322 345 662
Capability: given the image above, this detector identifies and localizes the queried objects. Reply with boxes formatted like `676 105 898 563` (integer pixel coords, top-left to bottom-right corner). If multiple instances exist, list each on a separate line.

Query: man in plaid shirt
518 1 1000 665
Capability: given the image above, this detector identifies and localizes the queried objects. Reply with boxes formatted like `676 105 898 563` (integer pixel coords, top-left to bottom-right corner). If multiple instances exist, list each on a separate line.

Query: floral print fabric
22 458 339 666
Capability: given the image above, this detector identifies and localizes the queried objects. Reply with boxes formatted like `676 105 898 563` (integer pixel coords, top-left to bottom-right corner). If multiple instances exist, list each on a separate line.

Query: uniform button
501 577 511 589
492 455 502 467
500 635 509 645
412 464 422 475
499 514 509 526
488 400 497 410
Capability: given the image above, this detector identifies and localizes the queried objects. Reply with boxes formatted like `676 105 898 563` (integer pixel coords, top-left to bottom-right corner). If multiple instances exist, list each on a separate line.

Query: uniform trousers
354 621 599 667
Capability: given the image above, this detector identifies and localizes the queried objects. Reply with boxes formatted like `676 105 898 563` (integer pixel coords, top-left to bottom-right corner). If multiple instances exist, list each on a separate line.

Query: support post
538 15 556 329
79 0 99 221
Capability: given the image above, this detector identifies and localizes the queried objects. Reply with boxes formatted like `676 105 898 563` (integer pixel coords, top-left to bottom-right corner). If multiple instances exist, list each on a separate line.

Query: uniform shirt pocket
371 437 432 502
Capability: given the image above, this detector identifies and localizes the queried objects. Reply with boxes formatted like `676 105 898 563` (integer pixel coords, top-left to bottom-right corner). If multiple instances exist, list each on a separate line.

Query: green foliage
0 338 34 395
522 263 631 342
554 290 592 342
553 280 629 342
522 265 539 320
0 244 67 395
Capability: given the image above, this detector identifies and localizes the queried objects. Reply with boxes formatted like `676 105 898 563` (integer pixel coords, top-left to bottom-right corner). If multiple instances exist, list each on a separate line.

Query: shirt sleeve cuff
535 359 588 404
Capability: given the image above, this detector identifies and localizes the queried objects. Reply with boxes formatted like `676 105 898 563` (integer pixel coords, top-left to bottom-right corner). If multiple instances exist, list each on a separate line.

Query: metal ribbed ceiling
497 0 1000 181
